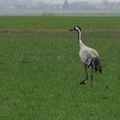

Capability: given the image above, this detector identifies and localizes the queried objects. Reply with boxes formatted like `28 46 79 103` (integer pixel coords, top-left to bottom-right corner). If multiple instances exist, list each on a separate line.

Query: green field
0 16 120 120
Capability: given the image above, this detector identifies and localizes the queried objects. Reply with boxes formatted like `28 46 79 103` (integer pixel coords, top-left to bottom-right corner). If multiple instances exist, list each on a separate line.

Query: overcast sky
40 0 120 4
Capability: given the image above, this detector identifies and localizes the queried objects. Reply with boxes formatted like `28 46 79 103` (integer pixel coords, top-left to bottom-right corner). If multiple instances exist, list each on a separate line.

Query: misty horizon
37 0 120 4
0 0 120 4
0 0 120 16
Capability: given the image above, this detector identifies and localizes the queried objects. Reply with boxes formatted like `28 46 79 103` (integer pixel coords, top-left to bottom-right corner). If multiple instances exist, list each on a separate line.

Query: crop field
0 16 120 120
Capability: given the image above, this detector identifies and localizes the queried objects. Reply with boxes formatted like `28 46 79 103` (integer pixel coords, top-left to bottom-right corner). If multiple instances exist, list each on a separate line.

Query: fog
0 0 120 16
42 0 119 4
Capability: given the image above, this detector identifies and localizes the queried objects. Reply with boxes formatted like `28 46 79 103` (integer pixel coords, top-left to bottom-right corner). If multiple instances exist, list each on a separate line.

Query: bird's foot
80 80 86 85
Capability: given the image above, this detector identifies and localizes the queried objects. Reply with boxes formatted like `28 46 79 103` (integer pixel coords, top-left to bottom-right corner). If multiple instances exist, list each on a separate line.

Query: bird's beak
69 29 74 31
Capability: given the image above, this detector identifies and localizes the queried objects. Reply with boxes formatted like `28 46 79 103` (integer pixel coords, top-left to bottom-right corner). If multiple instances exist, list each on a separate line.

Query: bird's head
70 26 82 33
70 26 82 43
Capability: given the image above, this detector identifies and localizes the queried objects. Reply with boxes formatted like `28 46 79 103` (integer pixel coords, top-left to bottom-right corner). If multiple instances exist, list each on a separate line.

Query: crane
70 26 102 87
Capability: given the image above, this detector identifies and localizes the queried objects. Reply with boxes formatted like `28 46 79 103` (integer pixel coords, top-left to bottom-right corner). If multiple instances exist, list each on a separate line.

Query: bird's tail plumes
93 57 102 73
86 56 102 73
96 64 102 73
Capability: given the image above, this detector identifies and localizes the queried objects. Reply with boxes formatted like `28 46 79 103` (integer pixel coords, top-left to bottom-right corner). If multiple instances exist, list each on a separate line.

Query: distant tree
63 0 69 10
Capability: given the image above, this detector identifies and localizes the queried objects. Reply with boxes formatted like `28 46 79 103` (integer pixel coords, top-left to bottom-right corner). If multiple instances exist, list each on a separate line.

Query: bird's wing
80 49 91 63
90 48 99 57
80 47 102 73
80 47 99 64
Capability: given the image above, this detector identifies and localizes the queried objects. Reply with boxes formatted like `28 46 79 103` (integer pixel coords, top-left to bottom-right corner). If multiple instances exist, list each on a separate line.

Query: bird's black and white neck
70 26 86 49
74 26 85 49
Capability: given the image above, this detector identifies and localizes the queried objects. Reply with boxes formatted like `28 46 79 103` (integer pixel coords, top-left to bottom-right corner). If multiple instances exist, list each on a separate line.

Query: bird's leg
80 64 88 85
91 66 93 88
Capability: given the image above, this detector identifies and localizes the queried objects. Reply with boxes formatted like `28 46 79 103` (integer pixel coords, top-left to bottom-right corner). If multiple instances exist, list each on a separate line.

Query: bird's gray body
79 45 99 64
79 43 101 73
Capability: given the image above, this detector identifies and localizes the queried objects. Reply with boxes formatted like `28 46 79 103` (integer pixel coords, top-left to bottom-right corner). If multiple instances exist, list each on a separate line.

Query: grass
0 16 120 29
0 16 120 120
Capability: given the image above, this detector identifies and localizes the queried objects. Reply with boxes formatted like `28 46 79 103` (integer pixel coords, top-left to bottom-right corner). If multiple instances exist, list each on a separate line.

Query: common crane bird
70 26 102 87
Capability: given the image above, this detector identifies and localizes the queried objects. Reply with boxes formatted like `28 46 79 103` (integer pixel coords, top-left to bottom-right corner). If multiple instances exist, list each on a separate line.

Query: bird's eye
74 27 76 30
